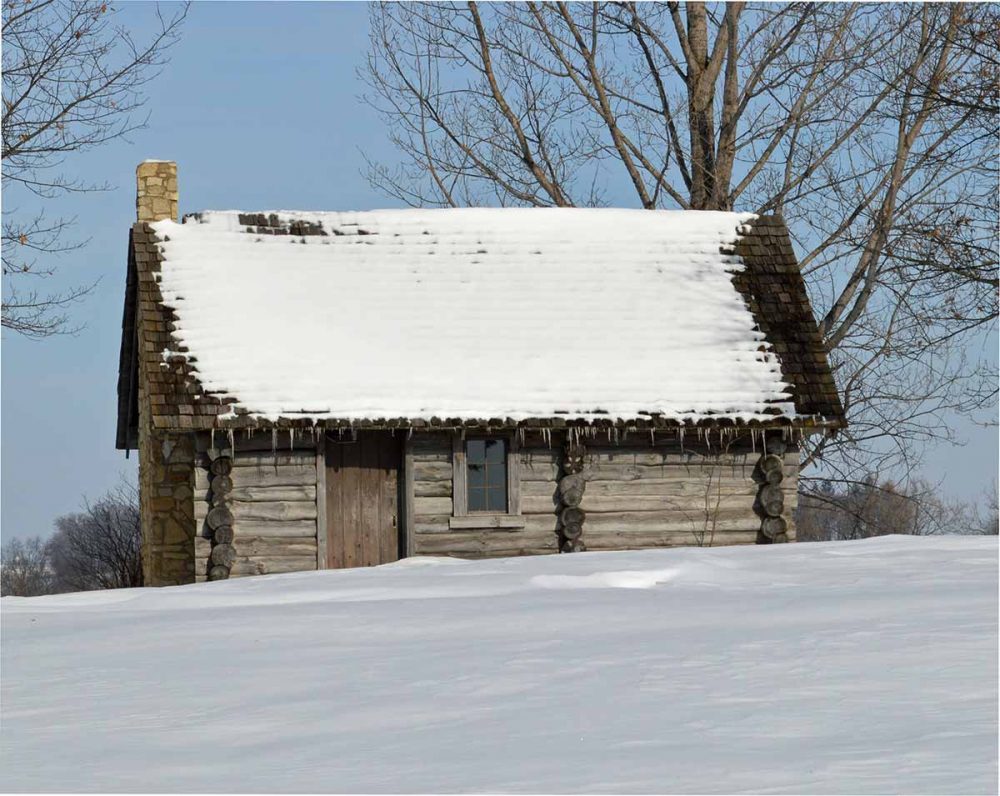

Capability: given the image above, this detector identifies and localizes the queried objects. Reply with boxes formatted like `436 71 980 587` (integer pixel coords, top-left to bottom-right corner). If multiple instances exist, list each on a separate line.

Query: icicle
210 428 215 451
228 429 234 460
649 429 655 445
271 428 277 458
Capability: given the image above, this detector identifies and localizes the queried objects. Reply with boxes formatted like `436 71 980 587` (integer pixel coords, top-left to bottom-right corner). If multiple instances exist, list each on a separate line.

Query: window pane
468 487 487 512
467 440 486 465
487 462 506 490
484 439 505 463
468 461 486 490
486 485 506 512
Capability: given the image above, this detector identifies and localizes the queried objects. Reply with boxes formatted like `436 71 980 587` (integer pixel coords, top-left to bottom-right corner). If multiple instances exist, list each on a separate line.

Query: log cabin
116 160 845 585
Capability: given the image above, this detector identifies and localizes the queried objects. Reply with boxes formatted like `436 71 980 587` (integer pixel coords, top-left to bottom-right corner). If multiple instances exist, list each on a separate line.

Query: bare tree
2 0 187 338
363 2 998 497
47 480 142 591
0 536 54 596
797 476 999 541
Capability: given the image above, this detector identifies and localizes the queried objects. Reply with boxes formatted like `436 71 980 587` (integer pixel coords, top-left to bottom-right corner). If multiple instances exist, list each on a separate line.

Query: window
450 433 522 528
466 438 507 512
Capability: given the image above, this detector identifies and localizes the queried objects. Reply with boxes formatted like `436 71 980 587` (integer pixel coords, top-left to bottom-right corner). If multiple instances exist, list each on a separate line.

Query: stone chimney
136 160 178 222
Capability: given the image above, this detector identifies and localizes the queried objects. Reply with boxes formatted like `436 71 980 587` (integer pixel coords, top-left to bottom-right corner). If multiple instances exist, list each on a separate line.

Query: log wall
410 431 798 559
177 428 799 581
579 440 798 550
193 433 319 581
410 432 561 558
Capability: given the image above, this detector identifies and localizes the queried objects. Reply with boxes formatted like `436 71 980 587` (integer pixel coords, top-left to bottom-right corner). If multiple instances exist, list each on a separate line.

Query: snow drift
2 535 996 793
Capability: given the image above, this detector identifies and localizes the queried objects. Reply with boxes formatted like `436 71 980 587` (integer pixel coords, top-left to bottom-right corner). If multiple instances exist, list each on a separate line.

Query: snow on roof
149 208 795 423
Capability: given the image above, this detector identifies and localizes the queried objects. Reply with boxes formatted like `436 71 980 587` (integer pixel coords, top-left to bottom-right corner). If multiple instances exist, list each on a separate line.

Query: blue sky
2 1 996 541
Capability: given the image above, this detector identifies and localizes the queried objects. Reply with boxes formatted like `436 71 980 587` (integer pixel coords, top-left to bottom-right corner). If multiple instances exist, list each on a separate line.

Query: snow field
1 535 996 793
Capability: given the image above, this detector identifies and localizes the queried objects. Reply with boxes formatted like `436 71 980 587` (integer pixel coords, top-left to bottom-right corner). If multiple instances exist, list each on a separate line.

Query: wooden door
324 431 402 569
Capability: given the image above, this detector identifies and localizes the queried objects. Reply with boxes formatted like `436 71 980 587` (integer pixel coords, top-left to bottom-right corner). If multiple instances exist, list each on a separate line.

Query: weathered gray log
196 498 319 525
586 450 756 467
583 463 754 482
224 452 317 467
560 506 586 527
226 501 317 522
585 529 759 549
196 485 318 504
233 520 316 538
561 538 586 553
414 513 558 534
211 474 233 495
230 536 318 557
585 511 764 533
228 485 316 502
758 485 785 517
760 453 783 472
579 494 759 514
208 565 229 581
411 460 454 482
196 464 316 491
210 456 234 477
519 495 560 514
213 525 235 545
413 496 453 516
579 479 758 497
760 516 787 539
414 480 452 498
518 462 561 482
206 506 234 531
561 522 583 540
210 544 236 568
414 530 559 555
559 473 586 507
229 555 318 576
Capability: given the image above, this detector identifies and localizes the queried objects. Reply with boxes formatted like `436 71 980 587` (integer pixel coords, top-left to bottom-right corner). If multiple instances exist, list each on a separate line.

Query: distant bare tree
364 2 998 496
0 536 54 596
2 0 186 338
47 480 142 591
796 477 999 542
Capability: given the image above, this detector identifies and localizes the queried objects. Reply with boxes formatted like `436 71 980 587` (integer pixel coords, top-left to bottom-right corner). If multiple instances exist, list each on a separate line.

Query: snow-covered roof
123 208 843 430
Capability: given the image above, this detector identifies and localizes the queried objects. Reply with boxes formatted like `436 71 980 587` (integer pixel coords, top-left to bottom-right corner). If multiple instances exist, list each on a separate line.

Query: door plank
379 434 400 564
341 439 361 569
359 434 381 567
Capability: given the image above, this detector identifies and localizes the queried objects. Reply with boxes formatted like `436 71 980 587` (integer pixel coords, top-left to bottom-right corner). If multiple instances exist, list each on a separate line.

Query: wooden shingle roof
115 211 844 448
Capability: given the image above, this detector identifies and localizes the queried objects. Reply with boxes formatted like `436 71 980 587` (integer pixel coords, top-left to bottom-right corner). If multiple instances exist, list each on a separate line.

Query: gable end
732 216 845 424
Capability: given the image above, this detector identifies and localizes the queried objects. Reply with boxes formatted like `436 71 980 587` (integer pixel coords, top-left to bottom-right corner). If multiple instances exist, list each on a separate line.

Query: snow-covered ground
2 536 996 794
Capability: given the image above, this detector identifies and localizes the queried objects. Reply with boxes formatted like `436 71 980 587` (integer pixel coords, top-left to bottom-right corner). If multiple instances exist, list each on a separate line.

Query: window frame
450 432 523 529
